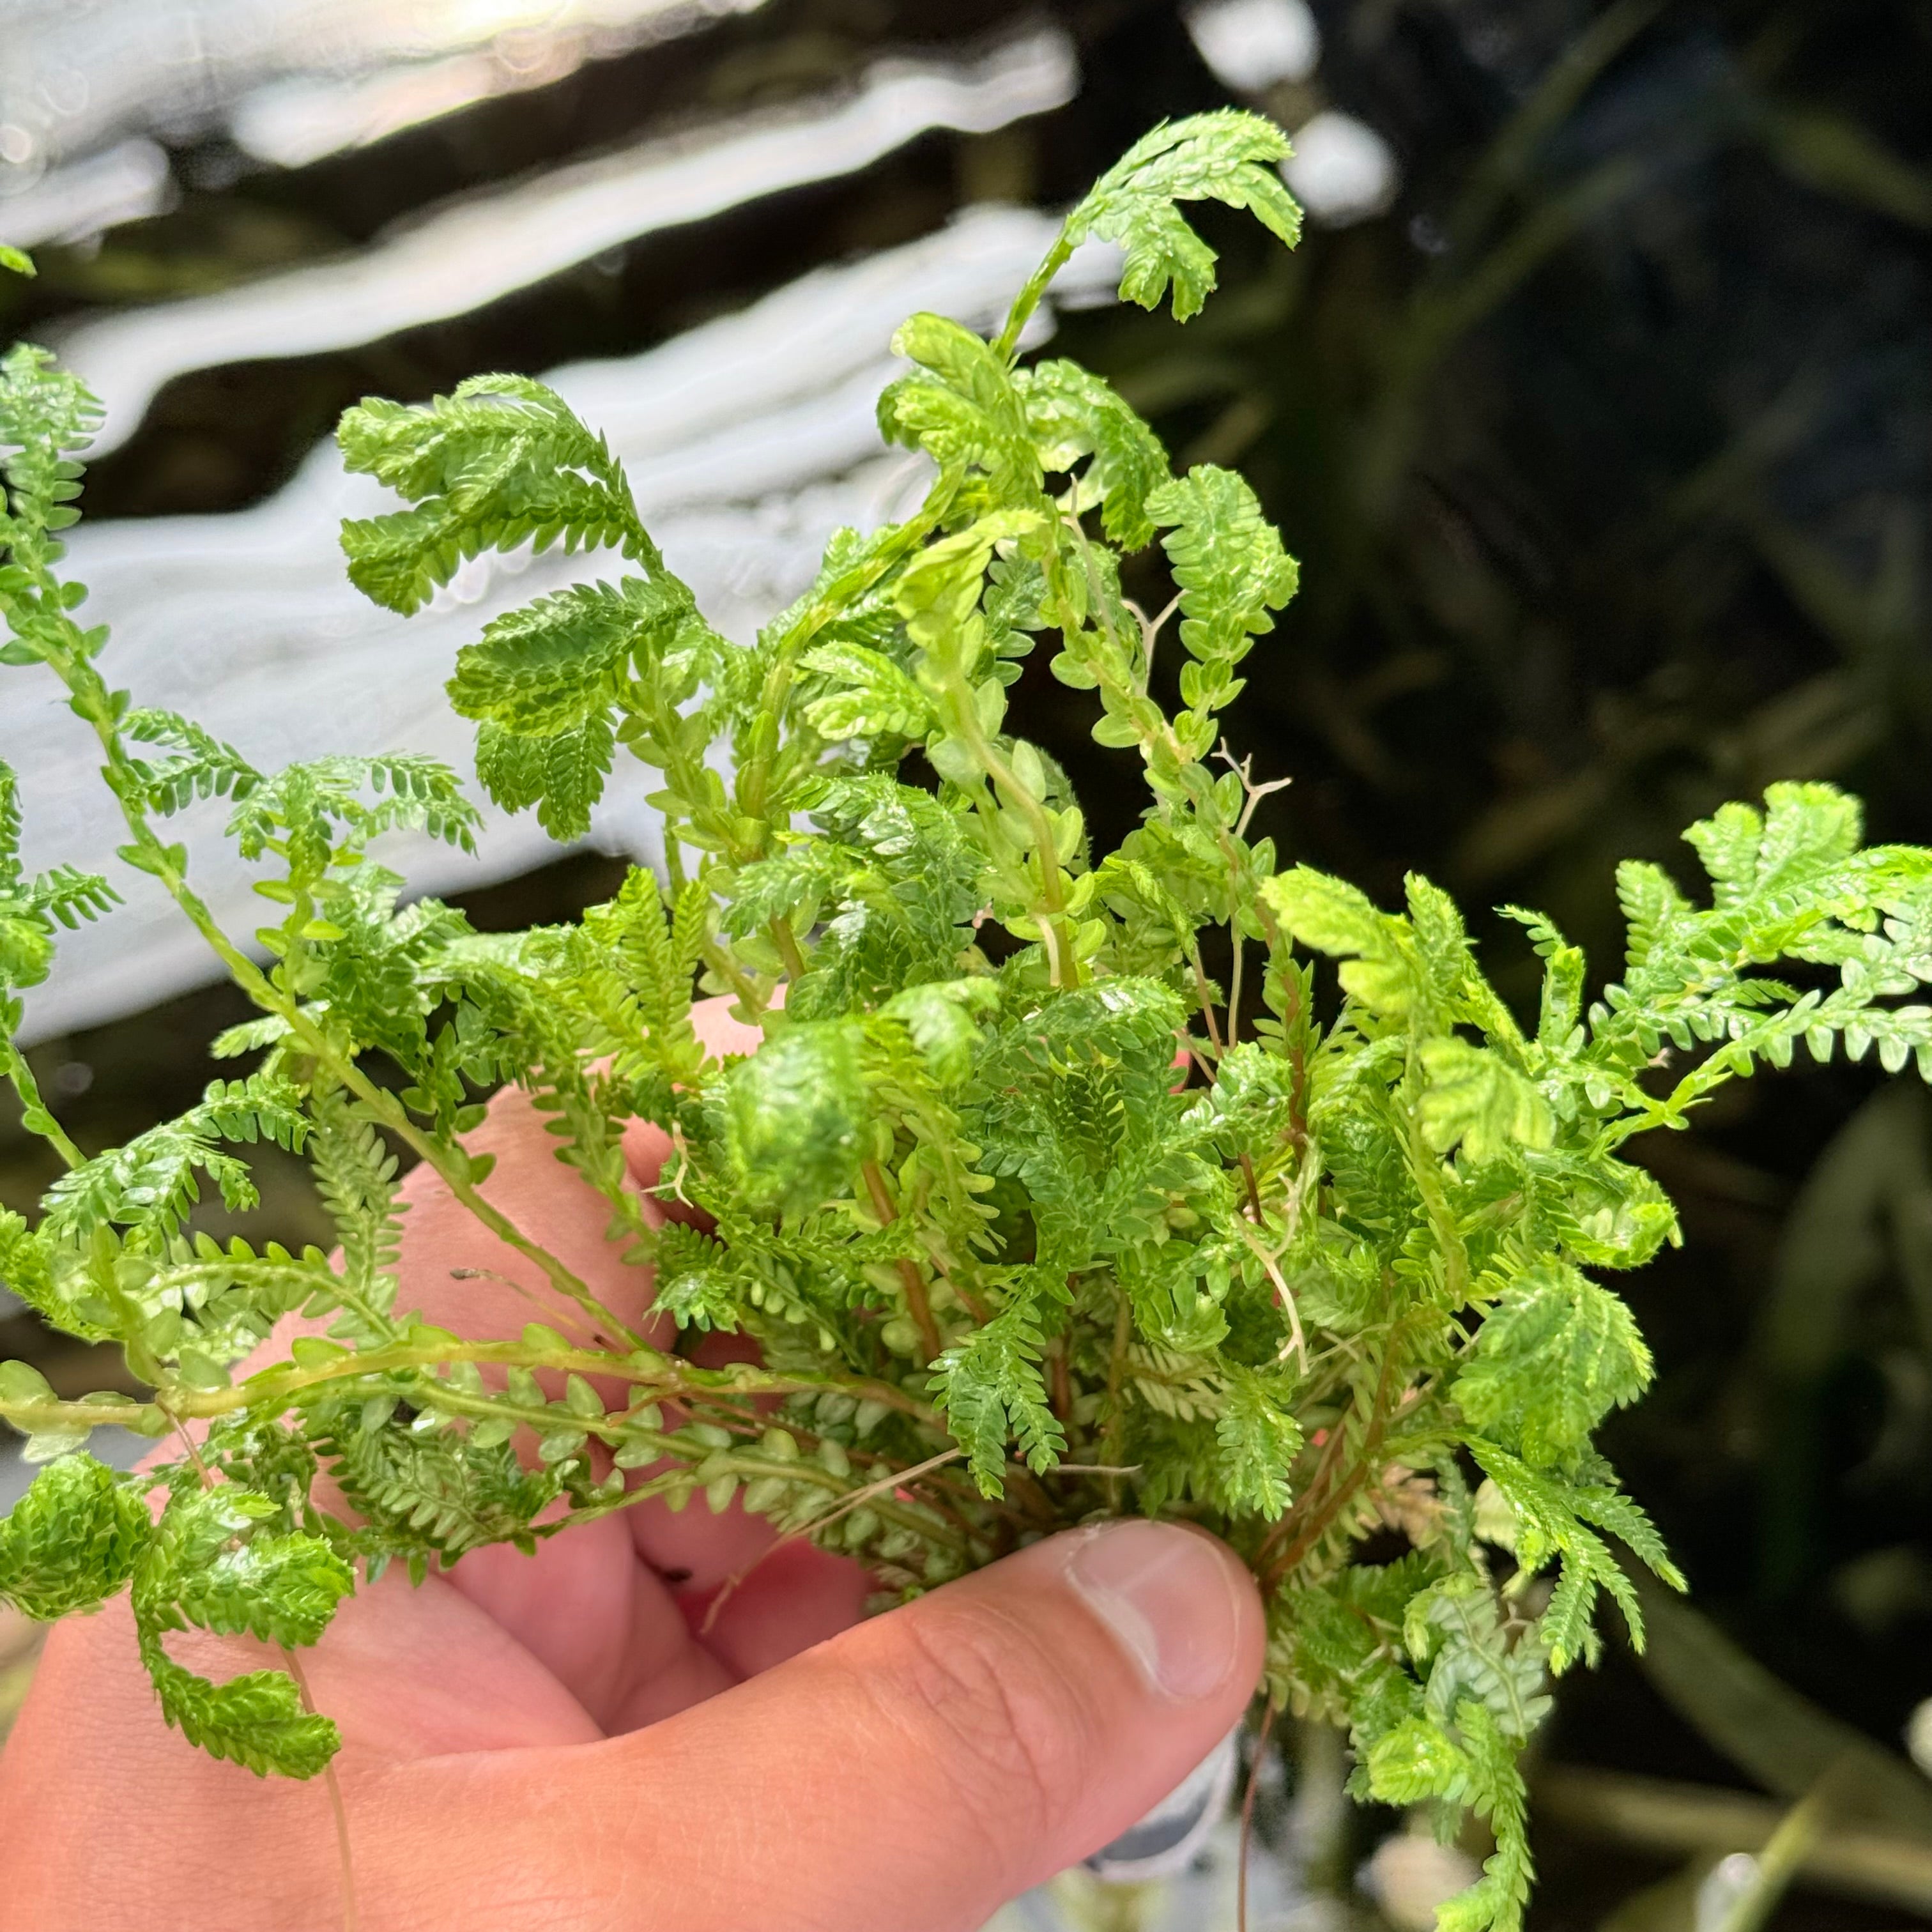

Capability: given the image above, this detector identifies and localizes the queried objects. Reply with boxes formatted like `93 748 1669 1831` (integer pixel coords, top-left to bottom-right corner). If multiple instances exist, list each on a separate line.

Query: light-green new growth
4 113 1932 1930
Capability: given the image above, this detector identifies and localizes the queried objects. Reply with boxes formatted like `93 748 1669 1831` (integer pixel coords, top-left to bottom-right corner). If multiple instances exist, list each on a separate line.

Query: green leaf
533 709 617 844
1018 360 1172 549
723 1020 868 1220
1418 1038 1554 1165
1612 859 1689 969
1365 1700 1534 1932
801 640 935 741
1470 1443 1683 1671
447 576 687 735
1499 905 1586 1048
337 374 644 614
930 1300 1065 1494
1215 1363 1303 1517
878 979 1000 1085
1062 111 1302 321
0 762 22 887
227 754 479 876
652 1222 746 1332
1682 781 1862 907
0 1213 109 1340
144 1650 342 1780
41 1075 308 1242
1262 866 1417 1014
0 344 106 540
307 1096 402 1319
1457 1264 1651 1467
1147 465 1299 678
0 1454 148 1619
130 1484 352 1780
124 709 260 816
1365 1714 1475 1804
878 314 1039 510
1407 1575 1551 1743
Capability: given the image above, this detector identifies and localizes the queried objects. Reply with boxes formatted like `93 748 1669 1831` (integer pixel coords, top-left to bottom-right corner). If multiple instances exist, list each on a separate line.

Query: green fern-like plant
4 113 1931 1928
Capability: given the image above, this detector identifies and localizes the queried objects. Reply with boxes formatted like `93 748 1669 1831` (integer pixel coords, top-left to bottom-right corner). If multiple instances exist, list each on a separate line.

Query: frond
1062 111 1301 321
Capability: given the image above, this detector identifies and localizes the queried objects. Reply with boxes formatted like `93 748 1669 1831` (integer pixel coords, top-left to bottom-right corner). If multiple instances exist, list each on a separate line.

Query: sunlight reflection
0 137 171 247
56 26 1080 454
0 0 767 185
229 0 773 167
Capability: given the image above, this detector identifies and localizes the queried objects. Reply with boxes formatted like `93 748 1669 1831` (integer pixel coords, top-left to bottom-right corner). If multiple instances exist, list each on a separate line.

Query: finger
680 1535 873 1681
0 1563 610 1932
379 1519 1264 1932
394 1082 667 1350
384 1086 701 1705
15 1555 602 1782
450 1517 733 1733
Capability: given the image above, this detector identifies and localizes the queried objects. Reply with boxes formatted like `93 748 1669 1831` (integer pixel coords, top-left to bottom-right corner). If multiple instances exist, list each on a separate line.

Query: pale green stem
0 1040 84 1169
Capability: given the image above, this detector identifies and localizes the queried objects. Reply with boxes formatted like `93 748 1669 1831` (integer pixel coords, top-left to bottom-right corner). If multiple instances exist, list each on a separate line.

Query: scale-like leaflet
307 1096 404 1331
1214 1363 1303 1517
317 1401 565 1576
1061 111 1302 321
42 1075 307 1243
1455 1263 1652 1468
227 754 479 878
878 313 1041 516
1018 360 1172 550
1470 1445 1683 1670
1 760 118 996
930 1297 1064 1495
338 374 646 615
1147 464 1299 749
131 1482 351 1780
0 1454 148 1620
1365 1699 1533 1932
124 709 261 815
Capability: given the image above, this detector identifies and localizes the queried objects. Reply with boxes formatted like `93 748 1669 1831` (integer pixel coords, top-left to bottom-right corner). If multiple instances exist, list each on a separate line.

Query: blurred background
2 1 1930 1926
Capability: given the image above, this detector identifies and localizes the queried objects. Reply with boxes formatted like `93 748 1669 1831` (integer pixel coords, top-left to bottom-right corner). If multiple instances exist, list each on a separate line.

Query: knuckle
865 1600 1091 1853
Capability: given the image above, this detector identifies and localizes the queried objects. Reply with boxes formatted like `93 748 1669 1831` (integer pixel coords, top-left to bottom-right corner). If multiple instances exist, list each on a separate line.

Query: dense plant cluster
3 116 1931 1929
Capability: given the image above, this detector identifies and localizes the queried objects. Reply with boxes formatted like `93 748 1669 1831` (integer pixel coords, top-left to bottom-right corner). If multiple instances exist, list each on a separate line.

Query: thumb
428 1519 1264 1932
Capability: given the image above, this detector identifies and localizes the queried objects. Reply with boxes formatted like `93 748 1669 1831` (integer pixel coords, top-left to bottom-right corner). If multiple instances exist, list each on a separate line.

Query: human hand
0 997 1264 1932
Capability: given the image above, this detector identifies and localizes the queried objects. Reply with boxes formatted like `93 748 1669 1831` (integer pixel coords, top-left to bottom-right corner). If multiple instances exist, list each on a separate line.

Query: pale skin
0 998 1264 1931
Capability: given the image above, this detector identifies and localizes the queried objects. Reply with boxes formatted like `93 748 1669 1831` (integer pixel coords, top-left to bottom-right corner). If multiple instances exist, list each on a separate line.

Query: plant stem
1238 1699 1280 1932
1101 1291 1133 1509
1259 1338 1400 1589
993 230 1077 362
0 1041 84 1168
1187 943 1226 1054
769 916 808 983
735 491 952 841
861 1159 942 1364
949 705 1078 987
0 1333 948 1438
282 1646 361 1932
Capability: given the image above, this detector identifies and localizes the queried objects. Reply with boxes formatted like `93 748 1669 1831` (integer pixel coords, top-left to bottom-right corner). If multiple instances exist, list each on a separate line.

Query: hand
0 998 1263 1932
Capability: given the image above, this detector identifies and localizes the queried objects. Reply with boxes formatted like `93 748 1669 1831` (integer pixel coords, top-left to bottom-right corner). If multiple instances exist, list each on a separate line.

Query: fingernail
1061 1520 1243 1702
